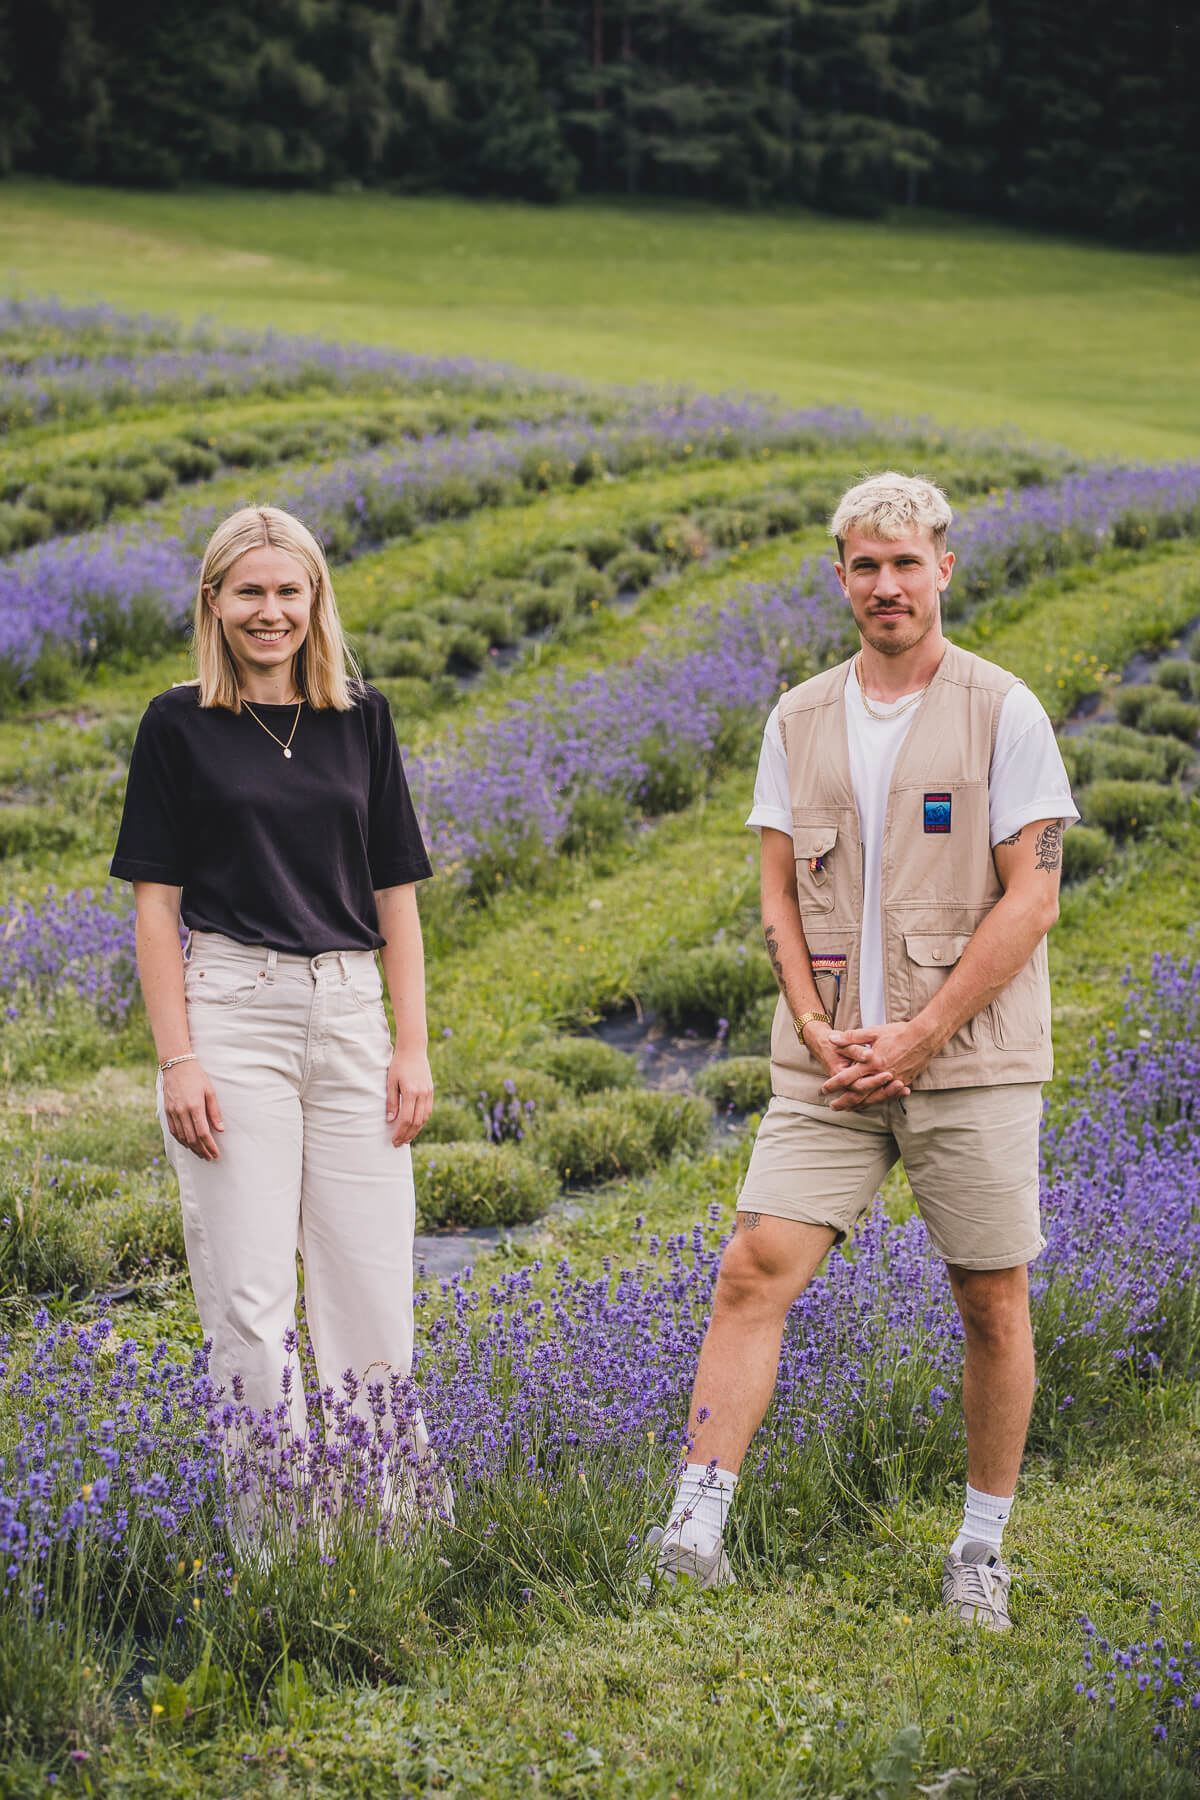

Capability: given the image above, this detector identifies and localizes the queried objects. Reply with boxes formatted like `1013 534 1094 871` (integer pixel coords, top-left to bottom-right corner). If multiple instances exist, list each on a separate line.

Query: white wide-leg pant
159 931 421 1450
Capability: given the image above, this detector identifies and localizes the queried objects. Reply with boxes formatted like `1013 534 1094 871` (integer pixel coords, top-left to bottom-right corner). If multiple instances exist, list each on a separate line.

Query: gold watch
793 1009 832 1046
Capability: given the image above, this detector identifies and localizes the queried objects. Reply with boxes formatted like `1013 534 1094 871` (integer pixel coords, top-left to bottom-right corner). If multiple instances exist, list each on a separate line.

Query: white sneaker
638 1525 733 1592
942 1540 1012 1632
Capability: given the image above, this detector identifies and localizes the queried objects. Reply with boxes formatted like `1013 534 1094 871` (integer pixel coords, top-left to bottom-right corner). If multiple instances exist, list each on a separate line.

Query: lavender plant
1 957 1195 1603
1075 1606 1200 1760
0 394 910 700
0 886 139 1027
0 315 569 431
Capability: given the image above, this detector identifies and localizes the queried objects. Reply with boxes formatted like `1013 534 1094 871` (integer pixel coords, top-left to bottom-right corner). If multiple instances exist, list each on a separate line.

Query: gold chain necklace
854 655 934 721
242 698 304 759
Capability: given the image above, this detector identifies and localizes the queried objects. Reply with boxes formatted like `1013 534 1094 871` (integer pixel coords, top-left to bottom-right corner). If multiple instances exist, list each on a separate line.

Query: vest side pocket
812 966 842 1024
902 930 977 1056
804 932 851 1028
984 959 1048 1052
792 822 839 913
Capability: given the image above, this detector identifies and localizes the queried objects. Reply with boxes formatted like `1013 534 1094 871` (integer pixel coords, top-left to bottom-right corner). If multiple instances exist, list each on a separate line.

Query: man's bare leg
939 1263 1034 1628
689 1214 837 1471
644 1214 836 1582
946 1262 1035 1497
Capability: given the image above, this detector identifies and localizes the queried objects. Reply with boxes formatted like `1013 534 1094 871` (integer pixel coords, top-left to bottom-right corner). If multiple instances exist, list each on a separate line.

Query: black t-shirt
111 683 433 954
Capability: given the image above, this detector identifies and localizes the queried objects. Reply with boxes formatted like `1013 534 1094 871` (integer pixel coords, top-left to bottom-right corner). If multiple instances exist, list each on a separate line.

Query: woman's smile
207 543 314 693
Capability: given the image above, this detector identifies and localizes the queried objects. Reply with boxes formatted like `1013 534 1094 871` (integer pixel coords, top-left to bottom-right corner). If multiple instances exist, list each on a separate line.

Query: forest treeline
3 1 1196 245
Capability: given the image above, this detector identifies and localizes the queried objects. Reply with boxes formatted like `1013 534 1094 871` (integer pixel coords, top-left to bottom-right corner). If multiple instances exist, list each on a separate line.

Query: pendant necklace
854 655 934 721
243 698 304 759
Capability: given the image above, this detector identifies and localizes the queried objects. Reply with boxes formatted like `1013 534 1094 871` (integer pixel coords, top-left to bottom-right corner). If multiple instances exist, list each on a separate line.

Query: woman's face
207 545 314 686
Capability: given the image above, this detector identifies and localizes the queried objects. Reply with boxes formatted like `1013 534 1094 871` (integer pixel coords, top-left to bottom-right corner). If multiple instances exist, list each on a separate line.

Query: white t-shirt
747 668 1080 1027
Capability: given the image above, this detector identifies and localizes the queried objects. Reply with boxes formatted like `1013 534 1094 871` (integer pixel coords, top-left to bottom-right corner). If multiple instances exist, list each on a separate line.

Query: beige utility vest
770 641 1054 1106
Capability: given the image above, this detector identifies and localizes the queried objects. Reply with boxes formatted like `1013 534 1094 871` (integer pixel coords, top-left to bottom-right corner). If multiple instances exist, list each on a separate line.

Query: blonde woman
112 504 437 1537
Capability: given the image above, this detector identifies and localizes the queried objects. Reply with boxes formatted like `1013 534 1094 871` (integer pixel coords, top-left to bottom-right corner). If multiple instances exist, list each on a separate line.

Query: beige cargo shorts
735 1084 1046 1270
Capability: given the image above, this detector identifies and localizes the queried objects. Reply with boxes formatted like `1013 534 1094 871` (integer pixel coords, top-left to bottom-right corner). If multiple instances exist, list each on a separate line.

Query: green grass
2 1422 1195 1796
4 181 1199 460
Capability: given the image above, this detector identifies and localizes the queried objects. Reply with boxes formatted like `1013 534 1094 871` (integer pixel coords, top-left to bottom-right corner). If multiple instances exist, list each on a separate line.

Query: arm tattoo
764 922 789 1003
1035 820 1063 872
996 829 1022 847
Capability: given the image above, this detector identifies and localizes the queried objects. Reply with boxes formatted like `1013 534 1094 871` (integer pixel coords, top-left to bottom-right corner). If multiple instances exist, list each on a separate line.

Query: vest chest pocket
903 930 977 1056
792 824 839 914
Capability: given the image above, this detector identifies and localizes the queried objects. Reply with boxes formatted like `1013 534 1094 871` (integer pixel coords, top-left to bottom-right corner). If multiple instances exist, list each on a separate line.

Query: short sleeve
364 691 434 888
745 703 793 837
110 699 189 885
989 686 1081 846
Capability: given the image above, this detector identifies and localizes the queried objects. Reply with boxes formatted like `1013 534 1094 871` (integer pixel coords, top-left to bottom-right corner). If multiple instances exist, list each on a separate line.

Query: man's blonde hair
194 505 360 711
830 473 953 559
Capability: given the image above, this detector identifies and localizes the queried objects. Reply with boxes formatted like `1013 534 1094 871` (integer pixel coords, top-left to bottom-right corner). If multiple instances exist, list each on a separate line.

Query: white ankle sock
950 1482 1013 1559
663 1462 738 1557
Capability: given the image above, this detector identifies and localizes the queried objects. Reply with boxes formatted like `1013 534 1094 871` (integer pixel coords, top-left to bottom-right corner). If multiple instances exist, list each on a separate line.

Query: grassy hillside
3 179 1199 459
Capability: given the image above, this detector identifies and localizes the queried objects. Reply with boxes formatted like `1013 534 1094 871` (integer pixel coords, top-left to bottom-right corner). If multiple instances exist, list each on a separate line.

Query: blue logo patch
923 792 952 833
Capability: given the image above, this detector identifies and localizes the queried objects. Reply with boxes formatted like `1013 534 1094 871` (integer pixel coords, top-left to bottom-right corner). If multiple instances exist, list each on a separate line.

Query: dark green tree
0 0 1194 241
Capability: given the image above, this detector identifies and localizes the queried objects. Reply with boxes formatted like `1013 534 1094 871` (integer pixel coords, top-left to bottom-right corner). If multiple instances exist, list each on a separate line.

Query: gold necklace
854 655 934 721
242 698 304 759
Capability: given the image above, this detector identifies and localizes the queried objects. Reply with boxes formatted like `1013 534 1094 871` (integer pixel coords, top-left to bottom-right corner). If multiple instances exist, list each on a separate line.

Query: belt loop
265 949 278 984
182 929 193 964
338 952 349 982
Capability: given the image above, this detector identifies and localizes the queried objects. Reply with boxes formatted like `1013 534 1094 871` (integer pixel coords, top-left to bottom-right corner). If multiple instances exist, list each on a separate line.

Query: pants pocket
184 966 264 1009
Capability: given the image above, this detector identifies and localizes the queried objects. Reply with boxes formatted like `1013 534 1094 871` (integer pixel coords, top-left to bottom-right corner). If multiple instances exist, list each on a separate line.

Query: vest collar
802 640 960 813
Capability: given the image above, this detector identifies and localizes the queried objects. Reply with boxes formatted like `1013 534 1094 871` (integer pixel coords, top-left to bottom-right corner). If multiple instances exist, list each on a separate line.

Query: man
645 472 1078 1630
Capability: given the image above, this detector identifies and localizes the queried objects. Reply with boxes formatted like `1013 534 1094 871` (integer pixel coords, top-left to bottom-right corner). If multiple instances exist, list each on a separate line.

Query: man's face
834 527 954 658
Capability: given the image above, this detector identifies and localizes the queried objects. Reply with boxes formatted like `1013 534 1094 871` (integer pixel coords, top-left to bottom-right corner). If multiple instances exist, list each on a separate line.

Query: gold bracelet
793 1010 832 1044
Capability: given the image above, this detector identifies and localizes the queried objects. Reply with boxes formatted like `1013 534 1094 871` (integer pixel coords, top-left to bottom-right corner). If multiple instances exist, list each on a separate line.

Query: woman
111 504 438 1537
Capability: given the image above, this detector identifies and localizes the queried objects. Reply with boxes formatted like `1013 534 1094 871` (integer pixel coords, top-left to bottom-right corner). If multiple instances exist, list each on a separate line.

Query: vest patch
923 792 952 833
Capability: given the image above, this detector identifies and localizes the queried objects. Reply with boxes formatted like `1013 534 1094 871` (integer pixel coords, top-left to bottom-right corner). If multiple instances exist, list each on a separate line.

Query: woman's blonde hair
193 505 360 711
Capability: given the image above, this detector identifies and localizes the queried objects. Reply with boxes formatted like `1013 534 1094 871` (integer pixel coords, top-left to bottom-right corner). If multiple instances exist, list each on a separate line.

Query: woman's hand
162 1059 224 1160
387 1049 433 1146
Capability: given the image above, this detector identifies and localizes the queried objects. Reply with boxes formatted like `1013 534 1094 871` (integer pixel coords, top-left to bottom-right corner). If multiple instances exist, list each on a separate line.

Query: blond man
647 473 1078 1629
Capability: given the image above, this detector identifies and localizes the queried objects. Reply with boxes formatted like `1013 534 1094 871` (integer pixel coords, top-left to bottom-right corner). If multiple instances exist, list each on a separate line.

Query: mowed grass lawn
3 178 1200 459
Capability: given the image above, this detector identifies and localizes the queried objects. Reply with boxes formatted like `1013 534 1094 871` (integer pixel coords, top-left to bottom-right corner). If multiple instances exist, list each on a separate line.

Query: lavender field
0 284 1198 1797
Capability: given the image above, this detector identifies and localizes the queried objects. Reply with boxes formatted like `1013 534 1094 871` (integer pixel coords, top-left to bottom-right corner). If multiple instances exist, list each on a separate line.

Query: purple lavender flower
2 955 1197 1596
0 885 139 1022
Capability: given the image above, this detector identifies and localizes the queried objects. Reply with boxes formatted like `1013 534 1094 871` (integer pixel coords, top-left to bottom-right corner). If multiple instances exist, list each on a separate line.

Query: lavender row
0 956 1196 1591
4 437 1191 724
0 293 218 357
944 461 1200 608
0 395 895 695
423 961 1200 1481
405 460 1200 887
0 460 1197 1013
411 566 849 885
0 336 571 435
